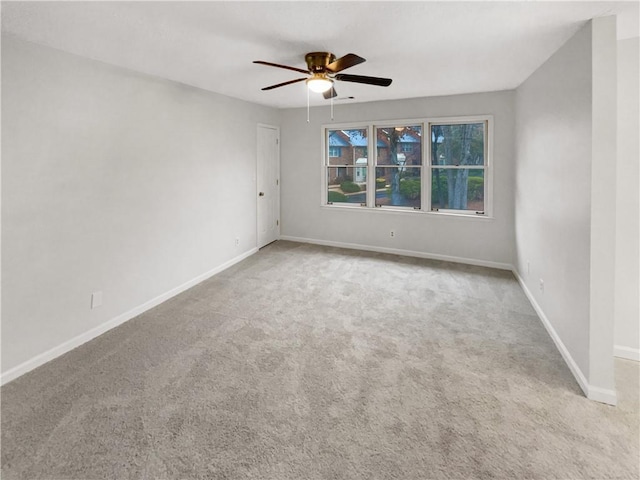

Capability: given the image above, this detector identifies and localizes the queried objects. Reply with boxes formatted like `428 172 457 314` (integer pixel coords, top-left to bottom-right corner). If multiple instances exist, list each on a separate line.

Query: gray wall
588 16 617 396
280 91 516 267
1 36 280 376
514 23 593 381
614 36 640 360
514 18 619 400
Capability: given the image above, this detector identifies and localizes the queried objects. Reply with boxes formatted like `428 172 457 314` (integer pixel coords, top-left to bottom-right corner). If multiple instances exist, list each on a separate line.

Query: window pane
431 123 485 166
327 167 367 205
375 125 422 166
431 168 484 211
327 128 368 166
375 167 421 208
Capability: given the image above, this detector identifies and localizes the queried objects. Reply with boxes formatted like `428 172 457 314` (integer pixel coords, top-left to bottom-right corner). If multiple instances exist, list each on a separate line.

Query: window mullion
423 121 430 212
368 124 375 208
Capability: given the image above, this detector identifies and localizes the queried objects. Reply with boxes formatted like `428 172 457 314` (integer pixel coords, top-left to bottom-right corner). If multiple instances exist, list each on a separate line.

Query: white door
257 124 280 248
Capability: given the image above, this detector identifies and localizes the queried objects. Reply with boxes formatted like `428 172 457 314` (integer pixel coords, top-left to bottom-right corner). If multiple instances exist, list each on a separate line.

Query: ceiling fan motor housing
305 52 336 73
255 52 391 94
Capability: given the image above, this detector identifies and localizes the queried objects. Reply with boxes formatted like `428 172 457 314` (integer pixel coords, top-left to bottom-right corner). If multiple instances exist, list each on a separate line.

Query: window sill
320 204 494 220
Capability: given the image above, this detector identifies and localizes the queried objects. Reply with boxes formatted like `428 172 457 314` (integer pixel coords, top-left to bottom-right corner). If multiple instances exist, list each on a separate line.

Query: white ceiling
2 1 638 109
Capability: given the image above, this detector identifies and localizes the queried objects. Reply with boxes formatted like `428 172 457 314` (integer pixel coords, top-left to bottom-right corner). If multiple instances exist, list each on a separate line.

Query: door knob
259 192 265 196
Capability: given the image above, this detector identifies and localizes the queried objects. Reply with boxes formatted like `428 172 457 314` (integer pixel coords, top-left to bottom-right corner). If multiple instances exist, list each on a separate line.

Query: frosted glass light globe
307 77 333 93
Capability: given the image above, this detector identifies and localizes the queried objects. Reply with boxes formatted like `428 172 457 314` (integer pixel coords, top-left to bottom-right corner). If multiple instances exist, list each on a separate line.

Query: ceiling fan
253 52 392 99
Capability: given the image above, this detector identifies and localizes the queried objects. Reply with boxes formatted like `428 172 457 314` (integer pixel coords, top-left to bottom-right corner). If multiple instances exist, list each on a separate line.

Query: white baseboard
587 385 618 405
614 345 640 361
512 269 617 406
0 248 258 386
279 235 513 271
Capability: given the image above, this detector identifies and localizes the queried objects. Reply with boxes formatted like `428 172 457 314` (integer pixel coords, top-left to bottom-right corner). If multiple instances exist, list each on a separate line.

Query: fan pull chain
307 86 310 123
331 93 334 121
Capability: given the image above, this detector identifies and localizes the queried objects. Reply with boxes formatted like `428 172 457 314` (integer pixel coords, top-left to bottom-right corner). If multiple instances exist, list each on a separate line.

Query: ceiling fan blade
326 53 366 73
323 86 338 99
335 74 392 87
261 77 308 91
253 60 309 75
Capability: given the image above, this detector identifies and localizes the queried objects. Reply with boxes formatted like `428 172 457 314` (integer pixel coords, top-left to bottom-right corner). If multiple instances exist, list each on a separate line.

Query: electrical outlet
91 291 103 309
235 238 240 246
390 230 395 238
539 279 544 293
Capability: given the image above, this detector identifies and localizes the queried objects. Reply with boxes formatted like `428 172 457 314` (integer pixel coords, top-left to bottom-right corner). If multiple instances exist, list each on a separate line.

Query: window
375 125 422 209
323 116 491 216
325 128 368 206
328 146 341 157
429 121 487 214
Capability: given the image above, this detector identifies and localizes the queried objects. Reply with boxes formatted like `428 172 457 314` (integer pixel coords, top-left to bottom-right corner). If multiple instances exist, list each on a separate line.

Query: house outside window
322 116 492 216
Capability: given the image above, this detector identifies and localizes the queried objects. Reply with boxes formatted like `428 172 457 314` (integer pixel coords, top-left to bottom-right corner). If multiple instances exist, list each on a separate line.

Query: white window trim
427 115 493 217
322 123 367 209
321 115 493 217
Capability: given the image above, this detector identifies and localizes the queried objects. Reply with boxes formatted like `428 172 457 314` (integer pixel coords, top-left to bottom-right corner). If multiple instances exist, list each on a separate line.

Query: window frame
321 115 493 217
426 116 492 216
322 124 371 209
373 123 424 211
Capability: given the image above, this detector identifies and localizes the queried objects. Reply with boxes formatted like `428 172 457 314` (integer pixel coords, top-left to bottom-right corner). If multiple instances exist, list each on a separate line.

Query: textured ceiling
2 1 638 109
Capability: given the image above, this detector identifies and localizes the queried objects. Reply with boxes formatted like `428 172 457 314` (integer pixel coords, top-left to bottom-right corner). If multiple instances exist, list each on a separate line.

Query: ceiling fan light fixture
306 76 333 93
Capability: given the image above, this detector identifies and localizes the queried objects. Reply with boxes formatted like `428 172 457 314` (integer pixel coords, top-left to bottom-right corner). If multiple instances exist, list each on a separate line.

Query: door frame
256 123 280 248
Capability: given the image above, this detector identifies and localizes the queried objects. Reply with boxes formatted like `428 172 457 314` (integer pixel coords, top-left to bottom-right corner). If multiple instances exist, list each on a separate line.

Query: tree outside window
375 125 422 208
430 122 486 213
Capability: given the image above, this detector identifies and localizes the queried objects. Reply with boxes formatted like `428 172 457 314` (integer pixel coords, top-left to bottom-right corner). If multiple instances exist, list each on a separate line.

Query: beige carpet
2 240 638 479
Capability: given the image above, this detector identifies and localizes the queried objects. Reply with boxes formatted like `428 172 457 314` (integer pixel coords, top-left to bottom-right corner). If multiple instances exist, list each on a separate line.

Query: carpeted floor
1 240 638 479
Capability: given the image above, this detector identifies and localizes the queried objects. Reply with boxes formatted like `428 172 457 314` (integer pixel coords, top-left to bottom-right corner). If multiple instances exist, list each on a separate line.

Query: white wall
514 20 592 392
614 36 640 361
514 18 618 404
1 36 280 379
280 91 515 268
588 16 617 396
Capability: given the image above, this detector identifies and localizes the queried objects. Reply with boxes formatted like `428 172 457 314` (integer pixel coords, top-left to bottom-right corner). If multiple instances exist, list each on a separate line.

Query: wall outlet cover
91 291 103 309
